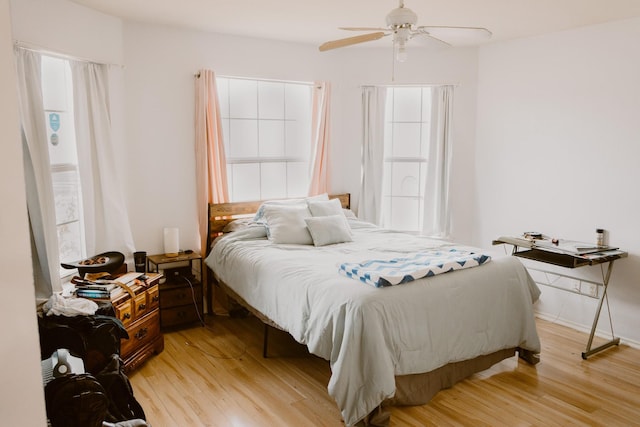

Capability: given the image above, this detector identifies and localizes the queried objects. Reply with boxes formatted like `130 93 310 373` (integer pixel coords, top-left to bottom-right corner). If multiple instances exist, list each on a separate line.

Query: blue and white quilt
338 248 491 287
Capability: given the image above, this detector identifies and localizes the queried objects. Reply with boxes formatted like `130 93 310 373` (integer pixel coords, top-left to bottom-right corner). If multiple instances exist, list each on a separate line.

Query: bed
204 193 541 426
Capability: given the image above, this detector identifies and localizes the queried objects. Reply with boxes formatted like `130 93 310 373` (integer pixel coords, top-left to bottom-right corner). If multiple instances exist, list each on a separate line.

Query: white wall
0 0 47 424
123 22 481 255
476 18 640 345
4 0 124 423
10 0 122 64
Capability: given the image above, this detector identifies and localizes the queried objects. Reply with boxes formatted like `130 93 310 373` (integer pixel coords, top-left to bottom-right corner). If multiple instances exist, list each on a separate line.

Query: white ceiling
69 0 640 48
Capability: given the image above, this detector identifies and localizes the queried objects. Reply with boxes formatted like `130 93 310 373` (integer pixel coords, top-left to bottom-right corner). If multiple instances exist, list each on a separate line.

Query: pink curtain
195 69 229 255
308 81 331 196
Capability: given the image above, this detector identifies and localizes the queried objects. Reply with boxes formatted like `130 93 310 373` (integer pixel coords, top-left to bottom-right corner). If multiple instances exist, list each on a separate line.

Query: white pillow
253 193 329 223
307 197 344 217
304 215 353 246
263 204 313 245
343 208 357 219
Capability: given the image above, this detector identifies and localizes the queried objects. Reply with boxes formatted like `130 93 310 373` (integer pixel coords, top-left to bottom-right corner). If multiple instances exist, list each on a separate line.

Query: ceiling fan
318 0 492 62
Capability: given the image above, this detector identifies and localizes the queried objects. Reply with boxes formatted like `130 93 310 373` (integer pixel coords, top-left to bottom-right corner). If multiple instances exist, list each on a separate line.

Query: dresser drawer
121 310 161 359
114 299 133 327
133 292 148 318
147 285 160 311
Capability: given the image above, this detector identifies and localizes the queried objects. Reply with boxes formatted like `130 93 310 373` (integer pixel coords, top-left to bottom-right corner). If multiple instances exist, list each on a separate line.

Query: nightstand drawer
160 282 202 309
160 304 201 328
121 310 161 359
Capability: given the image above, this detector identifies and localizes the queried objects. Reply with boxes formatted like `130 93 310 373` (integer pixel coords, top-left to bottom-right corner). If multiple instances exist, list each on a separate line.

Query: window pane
421 88 432 122
45 111 77 165
258 82 285 120
260 162 287 199
420 123 431 158
285 121 310 159
258 121 285 157
382 161 392 196
391 162 420 197
52 170 81 225
389 196 420 232
285 84 311 120
231 163 260 201
226 164 234 201
286 162 309 198
217 77 230 118
229 79 257 119
42 56 69 111
221 118 230 153
393 87 422 122
392 123 422 157
57 221 83 267
384 121 393 158
228 119 258 158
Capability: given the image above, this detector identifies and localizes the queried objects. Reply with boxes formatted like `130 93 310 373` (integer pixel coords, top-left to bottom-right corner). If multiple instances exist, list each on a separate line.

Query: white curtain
15 48 61 298
422 85 454 238
71 61 135 256
358 86 387 224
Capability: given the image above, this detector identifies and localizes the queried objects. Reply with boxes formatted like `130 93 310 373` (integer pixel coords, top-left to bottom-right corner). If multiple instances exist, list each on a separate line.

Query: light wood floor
129 315 640 426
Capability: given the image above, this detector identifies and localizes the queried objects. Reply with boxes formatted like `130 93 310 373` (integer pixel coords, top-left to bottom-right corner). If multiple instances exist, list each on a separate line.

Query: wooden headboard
206 193 350 255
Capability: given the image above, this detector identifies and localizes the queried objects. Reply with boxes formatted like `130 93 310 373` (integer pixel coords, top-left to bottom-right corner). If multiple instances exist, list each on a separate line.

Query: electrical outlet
584 283 598 298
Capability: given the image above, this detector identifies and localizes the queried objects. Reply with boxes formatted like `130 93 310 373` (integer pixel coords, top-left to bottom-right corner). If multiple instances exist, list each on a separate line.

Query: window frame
381 86 433 233
216 76 314 202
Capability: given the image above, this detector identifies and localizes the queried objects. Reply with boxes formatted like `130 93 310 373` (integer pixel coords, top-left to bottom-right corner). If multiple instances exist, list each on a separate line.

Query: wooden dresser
111 273 164 373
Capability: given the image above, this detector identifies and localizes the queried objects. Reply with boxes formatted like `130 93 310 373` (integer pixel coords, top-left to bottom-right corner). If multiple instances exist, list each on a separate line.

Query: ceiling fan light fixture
395 44 408 62
386 4 417 28
393 27 410 62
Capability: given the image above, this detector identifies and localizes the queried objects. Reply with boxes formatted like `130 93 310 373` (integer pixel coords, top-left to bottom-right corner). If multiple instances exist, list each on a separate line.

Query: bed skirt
356 348 517 426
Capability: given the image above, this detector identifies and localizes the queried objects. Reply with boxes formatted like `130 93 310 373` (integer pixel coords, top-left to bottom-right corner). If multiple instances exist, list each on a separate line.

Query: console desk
493 236 627 359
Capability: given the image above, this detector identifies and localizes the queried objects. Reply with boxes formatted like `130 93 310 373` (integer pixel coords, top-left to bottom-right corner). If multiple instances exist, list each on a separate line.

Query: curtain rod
361 82 460 88
194 71 313 87
14 40 124 68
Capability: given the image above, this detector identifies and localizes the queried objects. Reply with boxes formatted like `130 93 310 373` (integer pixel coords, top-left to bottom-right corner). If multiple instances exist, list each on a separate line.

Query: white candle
163 227 179 257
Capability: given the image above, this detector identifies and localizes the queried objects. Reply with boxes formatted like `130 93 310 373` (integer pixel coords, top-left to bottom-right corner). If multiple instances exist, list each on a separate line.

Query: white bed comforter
205 220 541 426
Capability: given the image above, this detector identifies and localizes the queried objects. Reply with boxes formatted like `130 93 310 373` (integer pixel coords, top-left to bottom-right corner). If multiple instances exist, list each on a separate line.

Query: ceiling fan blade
339 27 389 31
410 32 451 48
319 32 387 52
417 26 492 45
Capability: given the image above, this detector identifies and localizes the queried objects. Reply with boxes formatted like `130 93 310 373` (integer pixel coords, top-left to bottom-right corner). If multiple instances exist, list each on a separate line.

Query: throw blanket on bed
338 248 491 287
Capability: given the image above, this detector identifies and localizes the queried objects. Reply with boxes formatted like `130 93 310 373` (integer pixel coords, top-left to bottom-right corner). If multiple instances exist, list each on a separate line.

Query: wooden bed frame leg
263 323 269 358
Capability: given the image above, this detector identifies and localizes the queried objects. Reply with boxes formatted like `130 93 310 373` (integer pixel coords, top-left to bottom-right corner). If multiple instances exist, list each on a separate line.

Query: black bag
39 314 129 374
45 373 109 427
95 354 146 422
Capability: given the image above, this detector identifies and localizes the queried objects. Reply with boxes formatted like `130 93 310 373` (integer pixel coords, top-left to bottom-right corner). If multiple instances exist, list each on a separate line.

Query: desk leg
582 261 620 359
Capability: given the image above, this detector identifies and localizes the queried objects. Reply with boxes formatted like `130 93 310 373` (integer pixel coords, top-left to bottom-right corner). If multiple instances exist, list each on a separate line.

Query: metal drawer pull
138 303 146 310
152 295 159 302
135 328 148 340
123 313 131 319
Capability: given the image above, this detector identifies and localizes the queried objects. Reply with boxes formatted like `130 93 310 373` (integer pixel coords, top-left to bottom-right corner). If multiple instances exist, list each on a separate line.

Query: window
382 87 432 232
216 77 313 201
41 56 86 277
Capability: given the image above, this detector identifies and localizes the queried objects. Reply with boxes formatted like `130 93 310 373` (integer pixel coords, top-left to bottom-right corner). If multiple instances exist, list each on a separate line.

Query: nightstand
147 252 204 329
